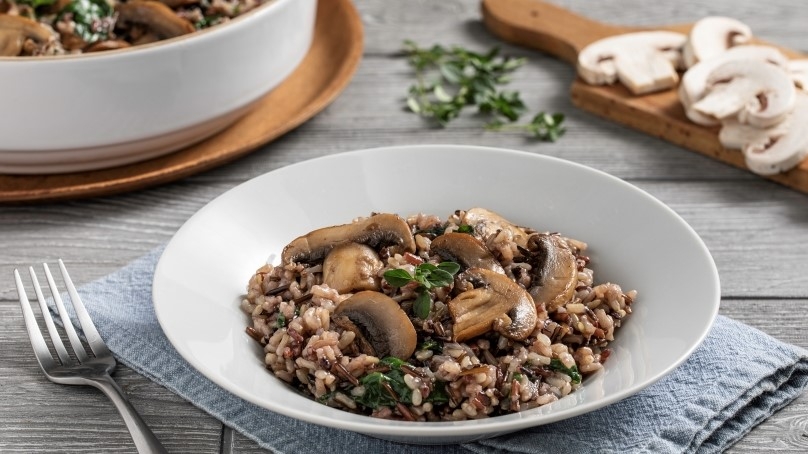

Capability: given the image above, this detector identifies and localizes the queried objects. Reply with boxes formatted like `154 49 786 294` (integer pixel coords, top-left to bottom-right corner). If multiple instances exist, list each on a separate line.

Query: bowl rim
0 0 297 63
153 144 722 438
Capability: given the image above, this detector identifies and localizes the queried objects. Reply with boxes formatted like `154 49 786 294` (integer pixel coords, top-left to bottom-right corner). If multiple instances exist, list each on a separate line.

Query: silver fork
14 260 168 454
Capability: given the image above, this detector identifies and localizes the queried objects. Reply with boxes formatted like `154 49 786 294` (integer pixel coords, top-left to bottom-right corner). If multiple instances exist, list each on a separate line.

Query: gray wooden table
1 0 807 452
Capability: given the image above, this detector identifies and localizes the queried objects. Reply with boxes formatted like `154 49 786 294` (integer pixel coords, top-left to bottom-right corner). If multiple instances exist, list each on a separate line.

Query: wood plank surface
0 0 806 452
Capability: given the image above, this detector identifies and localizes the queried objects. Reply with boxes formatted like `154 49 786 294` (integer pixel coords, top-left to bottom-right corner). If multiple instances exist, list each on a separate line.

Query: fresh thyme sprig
403 40 566 141
486 112 567 142
383 261 460 319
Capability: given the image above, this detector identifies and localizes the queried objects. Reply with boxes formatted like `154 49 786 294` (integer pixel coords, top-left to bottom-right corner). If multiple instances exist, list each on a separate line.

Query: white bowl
0 0 316 174
153 145 720 444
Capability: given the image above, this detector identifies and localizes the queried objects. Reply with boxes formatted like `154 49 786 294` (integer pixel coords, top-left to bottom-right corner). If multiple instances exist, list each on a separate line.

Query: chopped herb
275 314 287 328
351 357 446 410
353 372 398 409
316 390 337 403
195 14 223 30
353 357 412 410
17 0 56 9
425 381 449 404
512 372 524 382
418 338 443 353
549 358 582 384
413 290 432 320
383 261 460 319
380 356 406 368
456 224 474 234
486 112 567 142
402 40 566 141
57 0 114 44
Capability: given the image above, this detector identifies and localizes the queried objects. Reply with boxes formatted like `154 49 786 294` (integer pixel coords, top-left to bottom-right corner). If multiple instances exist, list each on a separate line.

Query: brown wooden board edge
0 0 364 204
480 0 808 195
569 79 808 195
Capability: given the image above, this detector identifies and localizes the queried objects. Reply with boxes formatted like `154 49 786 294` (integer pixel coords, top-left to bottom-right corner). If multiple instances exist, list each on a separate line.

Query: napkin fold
63 247 808 454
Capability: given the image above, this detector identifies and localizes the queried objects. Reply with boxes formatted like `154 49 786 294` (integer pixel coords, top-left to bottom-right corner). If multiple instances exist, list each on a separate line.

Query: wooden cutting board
481 0 808 194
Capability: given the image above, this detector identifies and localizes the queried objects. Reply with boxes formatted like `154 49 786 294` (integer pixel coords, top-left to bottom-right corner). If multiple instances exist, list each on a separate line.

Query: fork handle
91 375 169 454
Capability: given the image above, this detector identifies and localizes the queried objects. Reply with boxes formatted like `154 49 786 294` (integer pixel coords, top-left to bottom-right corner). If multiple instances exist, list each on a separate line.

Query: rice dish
241 208 636 421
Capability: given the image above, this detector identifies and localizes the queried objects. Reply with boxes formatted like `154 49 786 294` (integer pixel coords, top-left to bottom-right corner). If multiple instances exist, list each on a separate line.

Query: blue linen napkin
62 247 808 454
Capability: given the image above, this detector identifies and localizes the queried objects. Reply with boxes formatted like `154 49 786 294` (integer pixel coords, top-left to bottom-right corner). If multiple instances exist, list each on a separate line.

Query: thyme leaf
486 112 567 142
549 358 582 384
403 40 566 141
383 261 460 319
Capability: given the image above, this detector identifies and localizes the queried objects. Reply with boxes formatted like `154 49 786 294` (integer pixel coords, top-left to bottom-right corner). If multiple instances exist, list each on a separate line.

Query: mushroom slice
430 232 505 274
679 45 789 126
332 291 417 359
526 234 577 313
682 16 752 68
157 0 200 8
84 40 132 53
0 14 55 56
116 1 196 40
693 59 796 128
461 208 530 248
789 60 808 92
720 93 808 175
577 31 686 95
448 268 537 342
281 213 416 264
322 243 384 294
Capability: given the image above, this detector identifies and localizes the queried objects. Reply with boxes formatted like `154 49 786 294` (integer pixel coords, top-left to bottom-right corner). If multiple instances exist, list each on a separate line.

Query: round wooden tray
0 0 363 204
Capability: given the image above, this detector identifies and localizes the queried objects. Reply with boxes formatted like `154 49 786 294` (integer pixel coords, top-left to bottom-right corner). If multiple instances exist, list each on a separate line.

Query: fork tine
58 259 111 358
14 269 58 372
43 263 90 363
29 267 73 365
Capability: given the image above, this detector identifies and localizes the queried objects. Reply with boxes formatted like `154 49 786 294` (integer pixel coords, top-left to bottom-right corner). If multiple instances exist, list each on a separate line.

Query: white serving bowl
153 145 721 444
0 0 316 174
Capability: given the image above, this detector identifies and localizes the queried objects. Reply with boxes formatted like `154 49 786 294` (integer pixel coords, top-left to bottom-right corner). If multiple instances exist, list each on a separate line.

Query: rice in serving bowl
241 208 637 421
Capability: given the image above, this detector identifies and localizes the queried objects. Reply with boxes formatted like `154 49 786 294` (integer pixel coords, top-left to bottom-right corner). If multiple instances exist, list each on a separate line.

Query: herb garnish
352 357 448 410
549 358 582 384
57 0 114 44
383 261 461 319
487 112 567 142
403 41 566 141
456 224 474 234
418 338 443 354
275 314 287 328
17 0 57 9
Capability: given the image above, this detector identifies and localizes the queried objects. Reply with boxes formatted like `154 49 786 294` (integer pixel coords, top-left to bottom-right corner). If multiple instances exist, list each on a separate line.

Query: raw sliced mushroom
682 16 752 68
461 208 529 248
430 232 505 274
0 14 55 56
448 268 537 342
577 31 686 95
322 243 383 294
526 234 577 312
693 59 796 128
720 93 808 175
282 213 416 264
789 60 808 91
678 45 789 126
332 291 417 359
116 1 195 41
